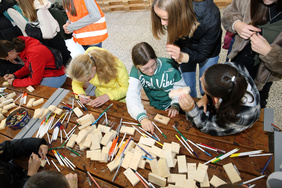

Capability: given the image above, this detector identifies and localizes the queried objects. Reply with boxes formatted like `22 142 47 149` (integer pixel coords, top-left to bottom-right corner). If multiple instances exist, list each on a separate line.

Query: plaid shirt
186 62 261 136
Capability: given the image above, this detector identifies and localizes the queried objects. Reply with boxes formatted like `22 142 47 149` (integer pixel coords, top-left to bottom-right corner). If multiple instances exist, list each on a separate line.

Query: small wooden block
171 142 180 154
33 108 44 119
100 152 108 163
122 151 134 169
0 98 14 107
39 109 50 119
164 150 174 168
83 134 93 148
40 159 47 167
26 85 35 92
47 105 57 112
77 114 95 126
0 119 6 130
139 136 155 147
200 172 210 188
150 145 164 158
33 98 44 106
210 175 227 187
66 134 77 148
148 172 166 187
194 163 208 183
123 140 135 154
101 146 110 154
100 131 113 146
138 159 146 169
123 168 140 186
187 163 197 179
223 163 242 184
154 114 170 125
149 159 161 176
0 113 4 121
167 174 186 184
54 108 63 115
177 155 187 173
120 126 136 135
158 158 170 178
86 150 95 158
91 150 101 161
6 92 16 99
107 156 121 172
97 124 111 133
3 103 16 111
73 107 83 118
2 81 9 86
74 129 88 144
128 150 142 171
26 98 35 108
90 134 101 150
162 142 172 151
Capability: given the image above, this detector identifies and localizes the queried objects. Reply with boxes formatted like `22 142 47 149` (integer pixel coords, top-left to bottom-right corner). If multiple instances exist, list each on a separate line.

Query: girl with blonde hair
151 0 222 97
67 47 129 107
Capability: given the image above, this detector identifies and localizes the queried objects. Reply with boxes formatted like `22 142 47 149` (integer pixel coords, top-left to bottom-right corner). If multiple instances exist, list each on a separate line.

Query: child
126 42 187 133
62 0 108 50
66 47 129 107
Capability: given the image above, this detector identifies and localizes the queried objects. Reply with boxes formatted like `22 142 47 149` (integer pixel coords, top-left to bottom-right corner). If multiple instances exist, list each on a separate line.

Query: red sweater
13 36 65 87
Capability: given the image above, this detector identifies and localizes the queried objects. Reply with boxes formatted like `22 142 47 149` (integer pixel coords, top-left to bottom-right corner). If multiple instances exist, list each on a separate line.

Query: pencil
175 135 193 156
51 160 60 172
87 171 101 188
240 175 266 185
66 147 81 156
83 164 91 186
261 155 273 174
152 122 167 139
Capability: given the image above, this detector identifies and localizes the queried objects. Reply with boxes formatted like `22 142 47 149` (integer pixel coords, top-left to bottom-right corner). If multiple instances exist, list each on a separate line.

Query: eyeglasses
139 60 158 73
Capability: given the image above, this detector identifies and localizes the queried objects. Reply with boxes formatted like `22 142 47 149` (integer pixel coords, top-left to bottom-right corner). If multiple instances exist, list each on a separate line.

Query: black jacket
175 0 222 72
0 138 47 188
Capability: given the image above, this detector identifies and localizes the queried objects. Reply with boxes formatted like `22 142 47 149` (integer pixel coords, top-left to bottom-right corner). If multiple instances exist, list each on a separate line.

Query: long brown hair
62 0 77 16
67 48 119 84
131 42 157 66
18 0 44 22
0 38 25 58
151 0 200 44
250 0 282 26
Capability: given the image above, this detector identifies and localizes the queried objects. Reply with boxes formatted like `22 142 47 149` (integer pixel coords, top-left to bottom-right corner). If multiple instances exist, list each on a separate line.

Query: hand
7 78 15 85
140 118 154 134
27 153 41 176
89 94 110 107
179 93 195 112
63 22 72 34
250 33 272 56
166 107 179 118
233 21 261 39
38 144 48 159
166 44 183 63
4 74 15 81
79 95 91 104
65 173 78 188
197 94 208 113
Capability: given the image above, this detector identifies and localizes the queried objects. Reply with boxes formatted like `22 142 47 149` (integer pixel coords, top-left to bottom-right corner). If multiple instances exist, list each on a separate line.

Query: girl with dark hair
151 0 222 97
222 0 282 108
179 62 261 136
126 42 186 133
0 36 66 88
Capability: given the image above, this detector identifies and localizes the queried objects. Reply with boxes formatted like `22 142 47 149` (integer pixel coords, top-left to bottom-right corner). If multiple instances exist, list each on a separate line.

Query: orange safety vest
67 0 108 45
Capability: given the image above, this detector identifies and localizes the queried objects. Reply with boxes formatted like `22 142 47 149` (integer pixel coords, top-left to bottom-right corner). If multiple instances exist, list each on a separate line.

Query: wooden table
0 78 274 187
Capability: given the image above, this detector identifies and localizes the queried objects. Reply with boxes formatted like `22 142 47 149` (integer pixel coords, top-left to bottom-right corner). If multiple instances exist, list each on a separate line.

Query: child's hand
27 153 41 176
79 95 91 104
197 94 208 113
179 93 195 112
166 107 179 118
65 173 78 188
89 94 110 107
4 74 15 81
140 118 154 134
38 144 48 159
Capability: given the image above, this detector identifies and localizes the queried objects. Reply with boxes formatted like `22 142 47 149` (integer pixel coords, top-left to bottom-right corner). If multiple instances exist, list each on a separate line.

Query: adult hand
38 144 48 159
63 22 72 34
27 153 41 176
65 173 78 188
3 74 15 81
89 94 110 107
250 33 272 56
166 107 179 118
79 95 91 104
166 44 183 63
233 21 261 39
179 93 195 112
197 94 208 113
140 118 154 134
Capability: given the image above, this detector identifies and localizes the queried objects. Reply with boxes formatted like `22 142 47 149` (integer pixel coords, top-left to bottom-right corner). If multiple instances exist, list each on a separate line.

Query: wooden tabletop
0 78 274 187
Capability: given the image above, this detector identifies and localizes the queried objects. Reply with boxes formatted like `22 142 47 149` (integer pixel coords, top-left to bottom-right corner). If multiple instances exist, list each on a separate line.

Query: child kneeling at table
66 47 129 107
179 62 261 136
126 42 187 133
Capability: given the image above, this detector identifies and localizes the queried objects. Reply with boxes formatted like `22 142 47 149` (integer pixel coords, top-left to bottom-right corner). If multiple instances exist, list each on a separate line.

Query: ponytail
204 64 248 127
0 38 25 58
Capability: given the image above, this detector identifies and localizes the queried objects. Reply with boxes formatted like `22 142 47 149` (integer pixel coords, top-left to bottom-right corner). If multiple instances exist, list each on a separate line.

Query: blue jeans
40 74 67 88
82 42 102 50
181 56 219 97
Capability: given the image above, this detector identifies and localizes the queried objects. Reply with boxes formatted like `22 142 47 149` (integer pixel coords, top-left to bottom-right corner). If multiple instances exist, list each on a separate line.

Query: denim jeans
181 56 219 97
82 42 102 50
40 74 67 88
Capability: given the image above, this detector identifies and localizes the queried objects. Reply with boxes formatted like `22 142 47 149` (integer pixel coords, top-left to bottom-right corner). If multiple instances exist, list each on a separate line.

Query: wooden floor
0 78 274 187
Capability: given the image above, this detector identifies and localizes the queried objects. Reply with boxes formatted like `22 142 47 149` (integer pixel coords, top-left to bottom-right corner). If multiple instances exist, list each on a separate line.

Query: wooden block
2 109 7 114
187 163 197 179
26 98 35 108
128 150 142 171
158 158 170 178
123 140 135 154
47 105 57 112
123 168 140 186
194 163 208 183
154 114 170 125
39 109 50 119
91 133 101 150
54 108 63 115
148 172 166 187
73 107 83 118
122 151 134 169
177 155 187 173
110 130 117 139
26 85 35 92
101 146 110 154
77 114 95 126
223 163 242 184
2 81 9 86
167 174 186 184
100 131 113 146
98 124 111 133
0 98 14 107
91 150 101 161
33 108 44 119
184 179 197 188
83 134 93 148
66 134 77 148
40 159 46 167
0 119 6 130
200 172 210 188
3 103 16 111
33 98 44 106
169 87 191 98
162 142 172 151
107 156 121 172
150 145 164 158
210 175 227 188
74 129 88 144
164 150 174 168
120 126 136 135
138 159 146 169
100 152 108 162
149 159 160 176
0 113 4 122
171 142 180 154
6 92 16 99
86 150 95 158
139 136 155 147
